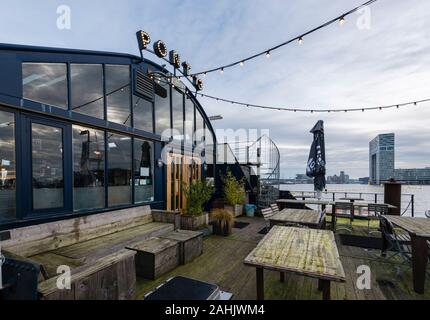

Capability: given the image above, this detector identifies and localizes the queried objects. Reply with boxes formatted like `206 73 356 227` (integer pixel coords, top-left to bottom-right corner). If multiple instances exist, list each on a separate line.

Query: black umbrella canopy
306 120 326 192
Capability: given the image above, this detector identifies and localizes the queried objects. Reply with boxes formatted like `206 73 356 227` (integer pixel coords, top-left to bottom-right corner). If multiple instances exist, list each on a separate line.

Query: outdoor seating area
136 216 430 300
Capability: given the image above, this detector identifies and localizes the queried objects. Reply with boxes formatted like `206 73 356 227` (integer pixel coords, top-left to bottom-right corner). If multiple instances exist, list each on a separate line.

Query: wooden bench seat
2 206 180 300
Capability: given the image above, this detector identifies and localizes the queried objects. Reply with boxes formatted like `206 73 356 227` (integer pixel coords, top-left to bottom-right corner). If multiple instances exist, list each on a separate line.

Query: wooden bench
2 206 180 300
127 237 180 280
161 230 203 265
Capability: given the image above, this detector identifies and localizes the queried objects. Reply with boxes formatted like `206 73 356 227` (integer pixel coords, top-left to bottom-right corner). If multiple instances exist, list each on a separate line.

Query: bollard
384 179 402 216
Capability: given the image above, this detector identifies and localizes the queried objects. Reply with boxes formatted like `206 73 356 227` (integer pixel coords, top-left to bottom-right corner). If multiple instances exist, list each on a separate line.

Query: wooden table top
270 209 321 226
339 197 364 201
244 226 345 282
385 216 430 238
277 199 333 205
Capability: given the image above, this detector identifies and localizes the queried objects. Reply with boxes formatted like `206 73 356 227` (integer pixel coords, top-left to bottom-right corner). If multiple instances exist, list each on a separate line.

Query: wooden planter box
127 237 180 280
225 205 243 217
161 230 203 264
180 213 209 231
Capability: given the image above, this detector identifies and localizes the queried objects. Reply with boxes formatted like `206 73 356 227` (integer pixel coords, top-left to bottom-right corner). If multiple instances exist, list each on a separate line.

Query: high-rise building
369 133 395 185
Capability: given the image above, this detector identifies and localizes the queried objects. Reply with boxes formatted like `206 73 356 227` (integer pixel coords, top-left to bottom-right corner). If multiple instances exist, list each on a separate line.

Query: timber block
161 230 203 265
126 237 179 280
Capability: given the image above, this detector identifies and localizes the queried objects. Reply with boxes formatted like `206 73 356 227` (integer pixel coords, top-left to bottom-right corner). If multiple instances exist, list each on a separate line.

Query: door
166 153 202 212
22 115 72 216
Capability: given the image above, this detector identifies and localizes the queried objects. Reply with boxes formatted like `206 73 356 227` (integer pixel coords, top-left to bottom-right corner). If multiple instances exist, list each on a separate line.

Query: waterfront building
0 44 217 229
394 168 430 185
369 133 395 185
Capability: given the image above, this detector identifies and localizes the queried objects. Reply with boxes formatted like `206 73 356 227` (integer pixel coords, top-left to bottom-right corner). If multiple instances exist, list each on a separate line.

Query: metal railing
290 190 415 217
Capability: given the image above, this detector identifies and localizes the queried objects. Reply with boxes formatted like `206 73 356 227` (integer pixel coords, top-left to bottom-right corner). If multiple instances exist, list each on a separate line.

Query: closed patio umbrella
306 120 326 199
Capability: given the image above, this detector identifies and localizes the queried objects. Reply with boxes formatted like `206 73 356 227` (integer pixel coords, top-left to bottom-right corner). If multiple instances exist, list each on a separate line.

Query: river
280 184 430 218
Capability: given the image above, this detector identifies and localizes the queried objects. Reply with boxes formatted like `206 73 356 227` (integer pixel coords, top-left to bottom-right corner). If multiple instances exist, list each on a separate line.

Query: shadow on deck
136 217 430 300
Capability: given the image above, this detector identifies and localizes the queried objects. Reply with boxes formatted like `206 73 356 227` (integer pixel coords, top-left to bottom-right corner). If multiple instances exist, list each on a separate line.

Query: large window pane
0 110 16 222
133 95 153 133
108 133 132 206
106 65 131 126
155 82 171 137
22 63 68 109
73 125 105 211
195 108 205 144
172 89 184 139
32 123 64 210
71 64 104 119
134 139 154 203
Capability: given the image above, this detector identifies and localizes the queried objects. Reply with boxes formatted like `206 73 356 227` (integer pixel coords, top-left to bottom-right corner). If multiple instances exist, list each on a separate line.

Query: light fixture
157 159 164 168
153 40 167 58
169 50 181 69
220 68 224 74
339 17 345 26
193 76 203 91
240 61 245 67
182 61 191 76
136 30 151 50
298 37 304 45
266 51 271 58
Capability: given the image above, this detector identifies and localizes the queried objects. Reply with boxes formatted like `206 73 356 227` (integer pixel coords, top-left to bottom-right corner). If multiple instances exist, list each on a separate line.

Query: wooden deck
136 217 430 300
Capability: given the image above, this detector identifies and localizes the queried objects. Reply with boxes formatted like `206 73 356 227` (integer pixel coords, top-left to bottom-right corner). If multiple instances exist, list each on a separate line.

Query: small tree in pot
181 179 215 230
222 170 246 217
211 209 235 236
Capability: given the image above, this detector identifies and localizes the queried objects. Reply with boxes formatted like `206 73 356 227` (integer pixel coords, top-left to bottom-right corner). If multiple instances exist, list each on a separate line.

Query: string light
240 61 245 66
187 0 377 77
197 92 430 113
220 68 224 74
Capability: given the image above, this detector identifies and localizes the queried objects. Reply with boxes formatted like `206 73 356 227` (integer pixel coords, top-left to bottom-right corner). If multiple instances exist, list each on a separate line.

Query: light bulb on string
240 61 245 67
298 37 304 45
339 17 345 26
266 51 271 59
220 68 224 74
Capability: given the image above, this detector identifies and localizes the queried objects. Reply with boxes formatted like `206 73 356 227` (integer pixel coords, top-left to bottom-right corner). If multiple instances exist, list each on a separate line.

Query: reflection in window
0 110 16 222
133 95 153 133
108 133 132 206
106 65 131 126
71 64 104 119
134 139 154 203
73 126 105 211
32 123 64 210
172 89 184 139
22 63 68 109
205 127 215 177
155 82 171 137
184 96 194 144
195 108 205 144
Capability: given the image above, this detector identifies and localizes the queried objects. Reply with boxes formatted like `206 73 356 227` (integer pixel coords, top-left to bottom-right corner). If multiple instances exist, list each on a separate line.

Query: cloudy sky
1 0 430 178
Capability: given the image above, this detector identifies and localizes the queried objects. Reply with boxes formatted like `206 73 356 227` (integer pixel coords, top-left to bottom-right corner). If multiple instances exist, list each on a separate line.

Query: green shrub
183 179 215 215
222 169 246 206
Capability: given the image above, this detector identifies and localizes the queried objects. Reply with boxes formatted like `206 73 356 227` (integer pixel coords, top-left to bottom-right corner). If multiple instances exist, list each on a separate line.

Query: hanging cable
188 0 378 77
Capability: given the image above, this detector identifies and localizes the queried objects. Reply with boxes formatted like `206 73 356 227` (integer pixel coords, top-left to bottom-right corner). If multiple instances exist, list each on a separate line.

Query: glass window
155 82 171 138
32 123 64 210
195 108 205 144
133 95 153 133
22 63 68 109
134 139 154 203
184 95 194 145
108 133 132 206
71 64 104 119
106 65 131 126
172 88 184 139
72 125 105 211
0 110 16 222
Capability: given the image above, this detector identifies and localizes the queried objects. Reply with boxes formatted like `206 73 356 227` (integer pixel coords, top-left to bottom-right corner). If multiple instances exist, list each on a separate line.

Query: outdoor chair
261 207 275 232
270 203 280 215
333 202 354 233
367 203 389 234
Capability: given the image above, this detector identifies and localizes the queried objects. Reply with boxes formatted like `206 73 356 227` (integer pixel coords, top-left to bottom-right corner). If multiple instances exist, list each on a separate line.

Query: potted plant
211 209 235 236
222 170 246 217
181 179 215 230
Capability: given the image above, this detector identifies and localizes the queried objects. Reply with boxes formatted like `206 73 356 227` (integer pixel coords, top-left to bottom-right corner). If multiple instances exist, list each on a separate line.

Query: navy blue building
0 43 217 230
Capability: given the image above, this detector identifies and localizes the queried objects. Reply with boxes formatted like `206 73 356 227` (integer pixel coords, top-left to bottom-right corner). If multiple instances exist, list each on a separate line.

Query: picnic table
244 226 345 300
269 209 324 229
384 216 430 294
